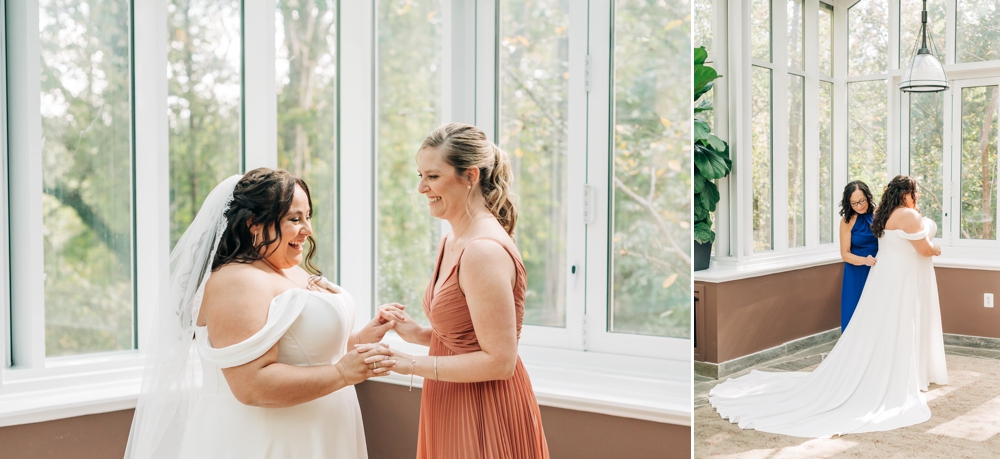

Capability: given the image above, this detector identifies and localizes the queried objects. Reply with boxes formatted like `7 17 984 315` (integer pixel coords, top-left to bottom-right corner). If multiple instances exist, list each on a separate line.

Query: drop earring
252 231 258 247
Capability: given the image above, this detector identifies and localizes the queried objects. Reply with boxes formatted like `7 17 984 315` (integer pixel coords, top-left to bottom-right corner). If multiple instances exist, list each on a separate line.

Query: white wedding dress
178 286 368 458
709 217 948 438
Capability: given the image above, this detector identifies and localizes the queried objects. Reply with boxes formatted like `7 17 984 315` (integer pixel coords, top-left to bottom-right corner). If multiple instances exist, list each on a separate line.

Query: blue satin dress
841 212 878 331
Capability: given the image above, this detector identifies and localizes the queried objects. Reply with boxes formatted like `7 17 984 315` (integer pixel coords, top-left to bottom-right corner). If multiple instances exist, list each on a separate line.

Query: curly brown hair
212 167 320 275
838 180 875 223
871 175 920 238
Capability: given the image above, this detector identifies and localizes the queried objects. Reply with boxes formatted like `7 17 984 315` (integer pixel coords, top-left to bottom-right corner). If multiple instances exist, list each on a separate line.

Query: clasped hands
340 302 421 383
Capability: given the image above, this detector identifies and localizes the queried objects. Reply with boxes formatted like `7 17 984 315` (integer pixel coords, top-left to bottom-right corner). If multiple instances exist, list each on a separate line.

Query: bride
126 168 399 458
709 175 948 438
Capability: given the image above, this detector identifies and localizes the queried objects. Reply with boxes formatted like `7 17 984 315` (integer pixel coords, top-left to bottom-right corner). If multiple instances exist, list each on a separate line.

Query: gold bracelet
434 356 438 381
408 358 416 391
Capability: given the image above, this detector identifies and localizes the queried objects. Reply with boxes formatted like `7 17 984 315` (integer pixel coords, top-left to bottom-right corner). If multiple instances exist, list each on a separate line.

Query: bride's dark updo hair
212 167 320 275
871 175 920 238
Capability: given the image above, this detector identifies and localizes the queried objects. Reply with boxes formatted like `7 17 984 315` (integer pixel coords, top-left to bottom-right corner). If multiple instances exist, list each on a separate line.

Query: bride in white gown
710 175 948 438
126 169 400 458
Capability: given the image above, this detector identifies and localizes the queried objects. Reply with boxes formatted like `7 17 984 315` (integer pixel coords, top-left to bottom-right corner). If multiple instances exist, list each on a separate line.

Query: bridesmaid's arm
389 240 519 382
839 216 872 266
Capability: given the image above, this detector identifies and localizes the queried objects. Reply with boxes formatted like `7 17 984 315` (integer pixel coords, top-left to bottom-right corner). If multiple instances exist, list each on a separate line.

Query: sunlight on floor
924 369 978 402
928 394 1000 442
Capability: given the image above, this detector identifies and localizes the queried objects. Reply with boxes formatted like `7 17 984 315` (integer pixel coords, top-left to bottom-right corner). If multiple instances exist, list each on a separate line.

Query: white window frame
1 0 689 429
697 0 1000 282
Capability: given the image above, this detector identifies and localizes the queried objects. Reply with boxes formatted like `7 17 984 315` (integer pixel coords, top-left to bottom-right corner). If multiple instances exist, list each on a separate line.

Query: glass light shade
900 52 949 92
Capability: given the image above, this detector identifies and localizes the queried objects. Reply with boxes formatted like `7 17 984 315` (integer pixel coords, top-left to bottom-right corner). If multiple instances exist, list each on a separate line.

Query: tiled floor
694 339 1000 409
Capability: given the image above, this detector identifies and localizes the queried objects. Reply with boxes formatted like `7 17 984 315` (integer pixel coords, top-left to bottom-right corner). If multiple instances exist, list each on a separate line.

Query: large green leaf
700 180 720 212
694 144 731 180
704 133 727 152
694 119 711 143
694 98 713 114
694 221 715 244
694 46 708 66
694 171 707 194
694 70 717 102
694 199 709 222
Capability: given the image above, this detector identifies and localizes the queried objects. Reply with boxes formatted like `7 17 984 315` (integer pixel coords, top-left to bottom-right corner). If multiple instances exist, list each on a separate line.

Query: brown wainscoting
695 263 842 364
0 409 135 459
696 263 1000 366
0 382 689 459
356 380 690 459
936 267 1000 339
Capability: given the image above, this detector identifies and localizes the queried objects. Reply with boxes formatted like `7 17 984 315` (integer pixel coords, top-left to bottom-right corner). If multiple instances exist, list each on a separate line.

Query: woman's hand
377 304 428 344
386 348 416 375
864 255 876 267
933 244 942 257
334 343 395 386
358 314 396 344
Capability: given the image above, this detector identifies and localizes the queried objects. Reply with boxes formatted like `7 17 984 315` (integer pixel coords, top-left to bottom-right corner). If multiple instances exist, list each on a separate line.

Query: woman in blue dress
839 180 878 331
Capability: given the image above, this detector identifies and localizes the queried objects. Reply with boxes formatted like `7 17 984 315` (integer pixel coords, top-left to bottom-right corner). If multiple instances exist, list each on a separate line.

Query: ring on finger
373 361 380 369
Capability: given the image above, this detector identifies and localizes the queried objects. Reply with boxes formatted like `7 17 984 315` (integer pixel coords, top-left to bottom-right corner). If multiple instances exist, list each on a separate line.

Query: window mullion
338 1 375 324
133 0 170 354
772 0 790 252
243 0 278 170
804 0 820 247
713 0 732 259
5 0 45 370
474 0 497 139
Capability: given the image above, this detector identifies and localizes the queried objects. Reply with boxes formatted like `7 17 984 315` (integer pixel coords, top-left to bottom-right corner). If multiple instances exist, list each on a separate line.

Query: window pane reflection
848 0 887 77
500 0 570 328
167 0 242 247
611 0 691 338
956 0 1000 63
959 86 999 240
375 0 444 326
40 0 134 356
819 81 834 244
752 66 773 252
908 92 944 232
848 80 887 201
276 0 338 277
787 74 804 248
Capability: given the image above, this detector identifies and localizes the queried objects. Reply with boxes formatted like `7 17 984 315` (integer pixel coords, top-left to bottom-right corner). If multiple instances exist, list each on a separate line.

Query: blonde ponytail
484 143 518 238
418 123 519 238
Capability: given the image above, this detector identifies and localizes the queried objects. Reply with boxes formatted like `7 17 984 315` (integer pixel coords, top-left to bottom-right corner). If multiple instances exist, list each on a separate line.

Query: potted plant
693 46 731 271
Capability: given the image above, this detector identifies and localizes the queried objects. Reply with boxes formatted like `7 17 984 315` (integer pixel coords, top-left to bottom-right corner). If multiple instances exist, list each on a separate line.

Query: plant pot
694 240 712 271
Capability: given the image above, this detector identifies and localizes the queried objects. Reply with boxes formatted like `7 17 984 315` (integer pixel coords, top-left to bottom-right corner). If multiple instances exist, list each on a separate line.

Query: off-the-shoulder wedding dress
179 286 368 458
709 217 948 438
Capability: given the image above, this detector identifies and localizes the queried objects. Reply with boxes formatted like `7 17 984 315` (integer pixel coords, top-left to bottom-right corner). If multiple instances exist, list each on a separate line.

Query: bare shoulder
886 207 922 232
841 214 857 229
461 237 515 275
200 263 276 332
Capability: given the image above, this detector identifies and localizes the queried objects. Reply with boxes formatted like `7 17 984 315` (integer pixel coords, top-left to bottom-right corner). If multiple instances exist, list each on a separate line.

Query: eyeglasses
850 198 867 208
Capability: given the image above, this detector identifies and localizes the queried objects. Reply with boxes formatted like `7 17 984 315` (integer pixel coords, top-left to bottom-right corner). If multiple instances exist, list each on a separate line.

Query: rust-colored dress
416 237 549 459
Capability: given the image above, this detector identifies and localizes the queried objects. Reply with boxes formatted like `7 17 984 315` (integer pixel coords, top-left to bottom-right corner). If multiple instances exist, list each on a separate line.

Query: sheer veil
124 174 243 458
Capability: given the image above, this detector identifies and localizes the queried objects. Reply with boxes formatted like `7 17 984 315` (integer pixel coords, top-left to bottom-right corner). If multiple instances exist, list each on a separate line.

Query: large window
276 0 339 277
956 0 1000 63
848 0 888 199
611 0 690 337
167 0 242 247
374 0 444 326
40 0 134 356
499 0 570 328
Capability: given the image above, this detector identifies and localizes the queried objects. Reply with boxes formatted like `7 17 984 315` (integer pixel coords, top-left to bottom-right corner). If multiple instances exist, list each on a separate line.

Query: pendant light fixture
900 0 948 92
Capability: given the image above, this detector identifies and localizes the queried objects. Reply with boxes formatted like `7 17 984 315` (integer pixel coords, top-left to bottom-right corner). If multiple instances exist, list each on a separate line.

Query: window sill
694 248 841 283
0 336 691 429
373 335 691 426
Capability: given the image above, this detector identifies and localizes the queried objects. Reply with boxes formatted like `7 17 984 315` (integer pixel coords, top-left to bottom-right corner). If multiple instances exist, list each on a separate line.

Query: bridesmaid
838 180 878 331
378 123 549 458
